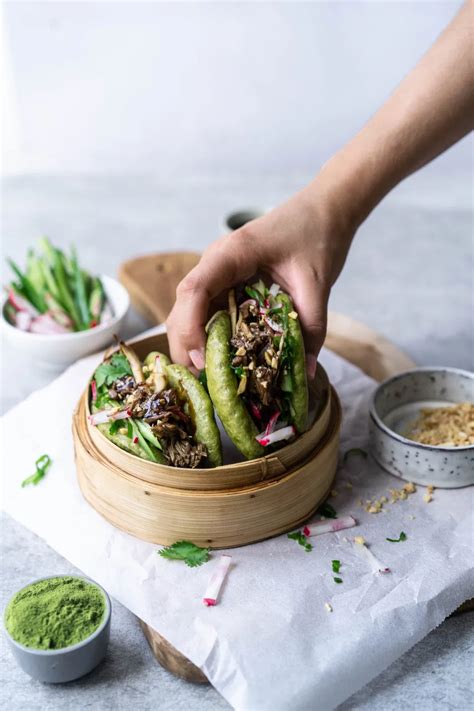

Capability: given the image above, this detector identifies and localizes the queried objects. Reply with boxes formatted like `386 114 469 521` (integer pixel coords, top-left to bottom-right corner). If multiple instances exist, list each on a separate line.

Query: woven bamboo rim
73 388 340 548
83 332 332 490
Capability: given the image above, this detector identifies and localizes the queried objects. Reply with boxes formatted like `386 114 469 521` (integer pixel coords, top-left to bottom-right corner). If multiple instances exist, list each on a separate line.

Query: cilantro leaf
158 541 210 567
198 369 208 391
109 420 122 435
244 286 264 306
318 502 338 519
343 447 368 464
94 353 132 388
332 559 341 573
288 530 313 552
22 454 52 488
333 577 343 584
386 532 407 543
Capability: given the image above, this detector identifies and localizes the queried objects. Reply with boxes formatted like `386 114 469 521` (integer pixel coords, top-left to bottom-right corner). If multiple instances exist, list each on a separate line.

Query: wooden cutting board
118 251 472 684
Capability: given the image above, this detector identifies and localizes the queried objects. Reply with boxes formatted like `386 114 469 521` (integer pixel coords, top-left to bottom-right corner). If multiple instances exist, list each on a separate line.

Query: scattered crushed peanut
427 484 435 494
344 482 353 489
423 493 432 504
330 489 339 498
324 602 333 613
405 402 474 447
354 536 366 546
288 311 298 320
365 482 418 513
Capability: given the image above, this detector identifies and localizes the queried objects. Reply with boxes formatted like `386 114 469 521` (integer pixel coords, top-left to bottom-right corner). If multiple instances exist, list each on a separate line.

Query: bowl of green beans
2 238 130 370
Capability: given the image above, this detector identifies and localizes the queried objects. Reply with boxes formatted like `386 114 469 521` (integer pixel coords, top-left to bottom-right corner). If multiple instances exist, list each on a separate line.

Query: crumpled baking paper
1 327 473 710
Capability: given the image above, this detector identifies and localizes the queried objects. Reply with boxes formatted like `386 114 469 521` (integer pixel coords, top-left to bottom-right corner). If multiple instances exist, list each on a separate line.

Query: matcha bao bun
88 341 222 468
205 281 309 460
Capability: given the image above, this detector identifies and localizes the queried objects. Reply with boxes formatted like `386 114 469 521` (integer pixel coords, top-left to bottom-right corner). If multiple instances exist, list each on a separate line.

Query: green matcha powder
5 576 106 650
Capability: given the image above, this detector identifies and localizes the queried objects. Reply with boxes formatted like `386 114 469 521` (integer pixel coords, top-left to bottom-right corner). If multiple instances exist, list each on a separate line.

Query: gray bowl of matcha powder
3 575 111 683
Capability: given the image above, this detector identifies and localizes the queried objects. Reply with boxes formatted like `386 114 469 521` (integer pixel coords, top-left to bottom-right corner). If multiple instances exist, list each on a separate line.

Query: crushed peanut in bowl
405 402 474 447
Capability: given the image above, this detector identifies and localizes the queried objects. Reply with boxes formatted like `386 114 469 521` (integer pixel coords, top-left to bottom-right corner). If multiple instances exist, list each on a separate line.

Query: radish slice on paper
269 283 281 297
256 425 295 447
350 539 391 574
16 311 32 331
203 555 232 606
30 314 70 335
303 515 357 537
8 290 39 318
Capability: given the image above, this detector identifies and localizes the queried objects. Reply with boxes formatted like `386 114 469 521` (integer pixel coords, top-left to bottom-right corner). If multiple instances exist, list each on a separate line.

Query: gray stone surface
1 175 473 709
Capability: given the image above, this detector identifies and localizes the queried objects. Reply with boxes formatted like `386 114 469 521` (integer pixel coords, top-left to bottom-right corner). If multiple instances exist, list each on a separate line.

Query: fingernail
189 348 205 370
306 354 317 380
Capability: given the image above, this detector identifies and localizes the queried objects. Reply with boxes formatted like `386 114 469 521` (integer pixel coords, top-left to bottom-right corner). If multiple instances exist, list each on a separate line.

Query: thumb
287 269 329 379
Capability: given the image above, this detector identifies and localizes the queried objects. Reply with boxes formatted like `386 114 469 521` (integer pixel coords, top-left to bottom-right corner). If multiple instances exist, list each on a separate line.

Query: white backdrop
2 1 469 179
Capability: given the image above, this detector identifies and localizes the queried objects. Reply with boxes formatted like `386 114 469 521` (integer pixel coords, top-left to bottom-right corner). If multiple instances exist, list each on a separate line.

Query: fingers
166 231 260 367
287 266 329 379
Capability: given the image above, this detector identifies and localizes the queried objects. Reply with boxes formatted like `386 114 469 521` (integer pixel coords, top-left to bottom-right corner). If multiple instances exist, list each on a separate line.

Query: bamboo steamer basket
73 332 341 548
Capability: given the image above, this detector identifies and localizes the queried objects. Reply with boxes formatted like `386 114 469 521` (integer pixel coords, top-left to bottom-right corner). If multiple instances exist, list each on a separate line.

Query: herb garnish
343 448 368 463
21 454 52 487
244 285 264 306
332 560 341 573
198 369 208 391
94 353 132 388
158 541 210 567
333 577 343 584
318 502 338 519
386 532 407 543
109 420 122 435
288 531 313 552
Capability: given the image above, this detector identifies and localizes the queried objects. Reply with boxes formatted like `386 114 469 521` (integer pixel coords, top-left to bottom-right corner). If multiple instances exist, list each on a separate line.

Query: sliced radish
249 400 262 421
256 425 295 447
16 311 32 331
303 515 357 537
239 298 257 309
264 410 281 436
91 380 97 402
30 313 70 335
203 555 232 607
8 289 39 317
264 316 283 333
88 408 131 426
100 302 114 324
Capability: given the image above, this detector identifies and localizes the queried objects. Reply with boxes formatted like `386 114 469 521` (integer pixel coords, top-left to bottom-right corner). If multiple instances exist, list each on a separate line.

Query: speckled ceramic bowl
3 575 111 683
369 367 474 488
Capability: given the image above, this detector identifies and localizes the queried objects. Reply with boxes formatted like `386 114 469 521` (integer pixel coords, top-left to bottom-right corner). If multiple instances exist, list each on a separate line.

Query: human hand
166 179 356 379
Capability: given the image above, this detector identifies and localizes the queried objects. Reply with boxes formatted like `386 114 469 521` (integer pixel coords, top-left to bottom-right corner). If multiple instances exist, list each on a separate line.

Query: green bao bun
205 290 309 460
206 311 265 460
277 294 309 434
91 348 221 468
165 364 223 467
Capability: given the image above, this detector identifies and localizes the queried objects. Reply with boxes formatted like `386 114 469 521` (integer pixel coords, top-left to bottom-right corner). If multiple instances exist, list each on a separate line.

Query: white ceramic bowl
1 275 130 370
369 367 474 488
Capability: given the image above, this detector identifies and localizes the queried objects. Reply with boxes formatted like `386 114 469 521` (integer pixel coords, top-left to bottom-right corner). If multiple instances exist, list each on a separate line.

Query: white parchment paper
2 330 473 710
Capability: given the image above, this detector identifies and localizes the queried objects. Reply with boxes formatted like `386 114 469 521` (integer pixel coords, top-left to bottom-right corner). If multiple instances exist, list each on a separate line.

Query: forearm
314 1 474 229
